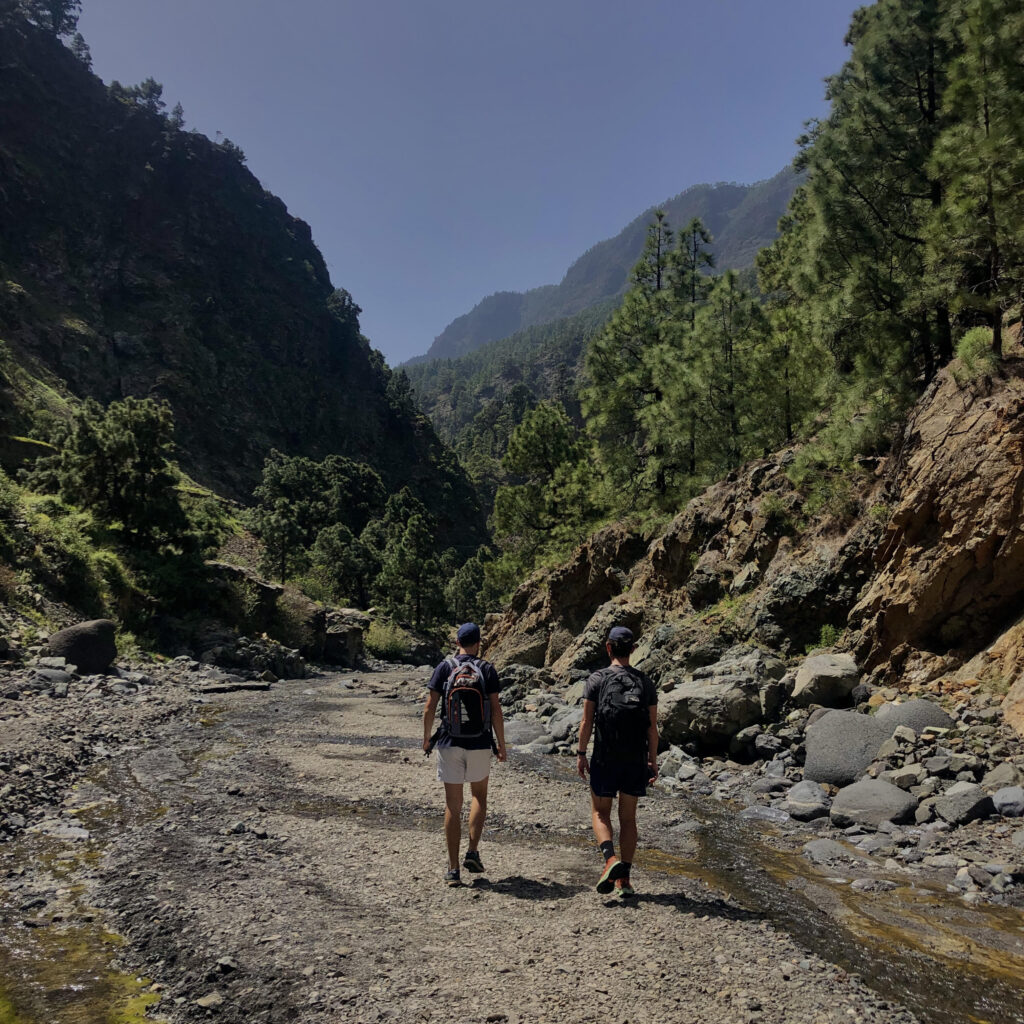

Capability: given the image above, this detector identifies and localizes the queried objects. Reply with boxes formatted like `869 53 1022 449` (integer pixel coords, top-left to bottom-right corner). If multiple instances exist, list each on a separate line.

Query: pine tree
691 272 765 471
927 0 1024 355
582 213 672 506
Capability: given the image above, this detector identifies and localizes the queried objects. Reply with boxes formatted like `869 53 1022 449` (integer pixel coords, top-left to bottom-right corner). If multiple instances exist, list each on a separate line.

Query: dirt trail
5 668 908 1024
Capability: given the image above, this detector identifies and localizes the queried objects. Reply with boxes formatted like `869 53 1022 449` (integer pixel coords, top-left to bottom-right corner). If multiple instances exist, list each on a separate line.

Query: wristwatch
576 750 587 756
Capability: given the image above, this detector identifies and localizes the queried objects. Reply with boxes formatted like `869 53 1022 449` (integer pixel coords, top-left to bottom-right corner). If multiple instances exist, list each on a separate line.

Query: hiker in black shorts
576 626 658 896
423 622 506 886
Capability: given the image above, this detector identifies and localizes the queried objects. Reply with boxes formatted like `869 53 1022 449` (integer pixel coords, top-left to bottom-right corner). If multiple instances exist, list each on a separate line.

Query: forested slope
0 14 479 547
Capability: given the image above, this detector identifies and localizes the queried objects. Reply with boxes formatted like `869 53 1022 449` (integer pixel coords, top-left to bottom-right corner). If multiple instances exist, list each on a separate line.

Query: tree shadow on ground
470 875 589 900
600 890 763 923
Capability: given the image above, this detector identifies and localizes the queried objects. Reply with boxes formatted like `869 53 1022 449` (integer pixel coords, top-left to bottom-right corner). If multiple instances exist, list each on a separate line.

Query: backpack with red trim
442 655 491 740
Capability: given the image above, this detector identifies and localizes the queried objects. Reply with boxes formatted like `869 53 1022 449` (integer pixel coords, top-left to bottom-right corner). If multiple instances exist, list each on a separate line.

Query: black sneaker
444 868 461 886
463 850 485 873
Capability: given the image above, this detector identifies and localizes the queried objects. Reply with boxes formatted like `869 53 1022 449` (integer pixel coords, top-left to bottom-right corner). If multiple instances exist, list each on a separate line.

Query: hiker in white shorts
423 622 506 885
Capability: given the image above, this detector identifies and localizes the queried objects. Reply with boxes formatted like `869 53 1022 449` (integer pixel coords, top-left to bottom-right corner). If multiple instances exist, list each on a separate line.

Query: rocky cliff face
486 356 1024 734
0 16 481 542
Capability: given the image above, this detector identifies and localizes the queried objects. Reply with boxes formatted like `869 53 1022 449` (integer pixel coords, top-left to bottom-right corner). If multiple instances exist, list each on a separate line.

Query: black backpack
595 667 649 759
442 656 491 740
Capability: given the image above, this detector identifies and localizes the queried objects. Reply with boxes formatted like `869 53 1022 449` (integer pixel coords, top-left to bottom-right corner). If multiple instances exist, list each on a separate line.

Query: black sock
621 861 632 875
599 840 615 861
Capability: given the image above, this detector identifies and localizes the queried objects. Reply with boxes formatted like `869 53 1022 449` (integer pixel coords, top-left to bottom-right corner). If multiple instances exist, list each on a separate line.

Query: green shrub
954 326 1000 381
364 618 412 660
803 474 860 527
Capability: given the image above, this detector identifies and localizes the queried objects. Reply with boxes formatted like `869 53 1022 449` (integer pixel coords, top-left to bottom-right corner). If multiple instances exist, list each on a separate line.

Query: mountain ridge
406 167 799 365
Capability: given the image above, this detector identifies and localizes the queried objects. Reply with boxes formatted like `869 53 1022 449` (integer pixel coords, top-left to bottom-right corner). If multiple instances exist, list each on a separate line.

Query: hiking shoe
596 857 627 894
463 849 485 873
616 878 636 898
444 868 461 886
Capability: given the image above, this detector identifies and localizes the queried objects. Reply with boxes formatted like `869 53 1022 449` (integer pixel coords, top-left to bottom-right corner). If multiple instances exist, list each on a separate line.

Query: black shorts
589 758 649 799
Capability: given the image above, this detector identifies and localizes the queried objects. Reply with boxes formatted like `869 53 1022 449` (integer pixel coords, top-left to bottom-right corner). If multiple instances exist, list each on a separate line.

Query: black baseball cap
607 626 634 644
457 622 481 645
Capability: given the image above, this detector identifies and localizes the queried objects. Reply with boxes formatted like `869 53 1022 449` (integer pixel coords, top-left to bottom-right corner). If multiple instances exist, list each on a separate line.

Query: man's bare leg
591 794 614 846
467 777 488 852
444 782 463 870
618 793 639 864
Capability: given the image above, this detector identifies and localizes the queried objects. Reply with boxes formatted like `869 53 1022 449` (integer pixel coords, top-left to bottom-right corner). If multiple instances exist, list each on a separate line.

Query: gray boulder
830 779 918 829
659 648 787 751
791 653 860 708
44 619 116 675
934 781 995 826
785 780 831 821
875 699 954 734
504 719 550 746
546 706 584 741
804 711 892 786
993 786 1024 818
982 762 1024 790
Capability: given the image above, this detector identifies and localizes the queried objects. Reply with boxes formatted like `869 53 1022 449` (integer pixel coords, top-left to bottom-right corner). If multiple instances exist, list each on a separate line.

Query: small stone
195 992 224 1009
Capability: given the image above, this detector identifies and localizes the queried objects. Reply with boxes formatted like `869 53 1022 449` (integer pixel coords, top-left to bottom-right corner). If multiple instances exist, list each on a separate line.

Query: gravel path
15 669 913 1024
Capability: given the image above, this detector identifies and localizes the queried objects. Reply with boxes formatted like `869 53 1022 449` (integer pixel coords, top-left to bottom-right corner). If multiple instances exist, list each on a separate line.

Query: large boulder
804 700 954 786
830 779 918 829
45 619 116 674
659 648 786 751
791 653 860 708
934 782 995 826
323 609 370 668
875 699 954 734
804 711 892 786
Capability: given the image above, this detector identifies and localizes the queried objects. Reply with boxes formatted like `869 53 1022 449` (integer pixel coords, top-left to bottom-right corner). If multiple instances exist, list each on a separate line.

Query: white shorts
436 746 491 784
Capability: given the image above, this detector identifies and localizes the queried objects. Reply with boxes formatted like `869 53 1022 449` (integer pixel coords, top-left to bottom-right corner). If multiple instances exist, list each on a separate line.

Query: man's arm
576 700 595 778
423 690 441 752
647 704 659 782
489 692 506 762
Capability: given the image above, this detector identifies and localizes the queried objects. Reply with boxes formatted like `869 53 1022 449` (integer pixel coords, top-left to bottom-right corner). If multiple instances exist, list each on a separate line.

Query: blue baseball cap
607 626 634 645
457 622 481 646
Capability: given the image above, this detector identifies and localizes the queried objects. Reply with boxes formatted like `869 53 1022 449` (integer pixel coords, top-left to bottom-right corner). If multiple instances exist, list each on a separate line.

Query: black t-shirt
428 654 501 750
583 664 657 764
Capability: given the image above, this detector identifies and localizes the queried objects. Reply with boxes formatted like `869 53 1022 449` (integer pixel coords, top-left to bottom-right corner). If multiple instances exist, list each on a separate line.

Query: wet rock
738 805 790 825
791 653 860 708
803 838 859 865
44 619 116 675
851 878 897 892
785 780 831 821
992 786 1024 818
830 779 918 829
934 782 995 826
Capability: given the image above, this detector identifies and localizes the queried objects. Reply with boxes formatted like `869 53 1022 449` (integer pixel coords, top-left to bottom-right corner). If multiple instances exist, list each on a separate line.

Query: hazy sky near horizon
77 1 860 364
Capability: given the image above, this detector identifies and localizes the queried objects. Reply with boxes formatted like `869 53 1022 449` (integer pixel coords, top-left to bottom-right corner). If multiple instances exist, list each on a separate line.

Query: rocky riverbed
3 662 1024 1023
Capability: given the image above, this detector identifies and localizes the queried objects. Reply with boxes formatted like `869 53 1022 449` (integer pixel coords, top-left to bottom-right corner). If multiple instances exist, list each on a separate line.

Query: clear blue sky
77 0 860 365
